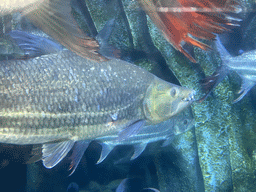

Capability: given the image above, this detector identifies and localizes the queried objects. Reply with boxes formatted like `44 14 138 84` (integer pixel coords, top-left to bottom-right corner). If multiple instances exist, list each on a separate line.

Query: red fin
138 0 241 63
198 65 229 102
25 0 108 62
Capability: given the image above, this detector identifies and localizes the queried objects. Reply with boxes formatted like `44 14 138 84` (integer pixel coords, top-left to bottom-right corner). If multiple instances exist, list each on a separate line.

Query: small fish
0 31 195 175
0 0 107 61
137 0 241 62
95 108 194 164
200 35 256 103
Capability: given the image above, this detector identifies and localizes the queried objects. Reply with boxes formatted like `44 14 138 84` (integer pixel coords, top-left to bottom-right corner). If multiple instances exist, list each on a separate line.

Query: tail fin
8 30 63 58
215 35 231 61
198 65 230 102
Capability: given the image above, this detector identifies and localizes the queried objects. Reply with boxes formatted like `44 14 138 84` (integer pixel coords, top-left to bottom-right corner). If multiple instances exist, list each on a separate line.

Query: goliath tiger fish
200 35 256 103
0 31 195 175
0 0 106 61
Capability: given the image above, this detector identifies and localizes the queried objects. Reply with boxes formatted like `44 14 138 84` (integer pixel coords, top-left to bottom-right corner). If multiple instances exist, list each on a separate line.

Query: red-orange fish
137 0 241 62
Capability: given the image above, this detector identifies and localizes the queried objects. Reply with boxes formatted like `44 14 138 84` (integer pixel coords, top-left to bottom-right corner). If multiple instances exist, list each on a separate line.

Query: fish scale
0 50 154 144
0 30 195 172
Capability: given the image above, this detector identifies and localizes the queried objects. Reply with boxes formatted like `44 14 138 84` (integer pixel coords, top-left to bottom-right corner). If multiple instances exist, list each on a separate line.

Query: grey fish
0 0 106 61
95 108 194 164
0 31 195 175
200 35 256 103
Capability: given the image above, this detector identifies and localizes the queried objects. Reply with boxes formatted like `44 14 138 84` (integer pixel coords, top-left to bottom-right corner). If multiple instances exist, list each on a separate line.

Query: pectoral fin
42 140 75 169
118 120 145 141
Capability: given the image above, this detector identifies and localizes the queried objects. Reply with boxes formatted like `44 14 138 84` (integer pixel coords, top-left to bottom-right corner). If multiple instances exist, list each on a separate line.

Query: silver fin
118 120 145 141
68 141 89 176
142 188 160 192
131 143 147 160
161 137 174 147
233 78 255 103
96 143 115 164
42 140 75 169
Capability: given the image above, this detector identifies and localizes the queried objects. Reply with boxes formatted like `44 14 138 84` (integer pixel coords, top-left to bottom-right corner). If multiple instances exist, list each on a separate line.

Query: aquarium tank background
0 0 256 191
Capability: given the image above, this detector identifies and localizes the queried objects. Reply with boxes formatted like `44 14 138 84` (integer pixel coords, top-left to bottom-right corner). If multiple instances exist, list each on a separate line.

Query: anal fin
42 140 75 169
96 142 115 164
131 143 147 160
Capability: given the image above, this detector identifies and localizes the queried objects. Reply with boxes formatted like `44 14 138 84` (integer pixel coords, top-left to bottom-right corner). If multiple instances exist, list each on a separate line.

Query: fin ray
25 0 107 61
131 143 147 160
96 142 115 164
42 140 75 169
118 120 145 141
68 141 89 176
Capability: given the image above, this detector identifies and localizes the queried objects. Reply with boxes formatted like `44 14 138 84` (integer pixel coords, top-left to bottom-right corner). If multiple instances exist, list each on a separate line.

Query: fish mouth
182 90 196 102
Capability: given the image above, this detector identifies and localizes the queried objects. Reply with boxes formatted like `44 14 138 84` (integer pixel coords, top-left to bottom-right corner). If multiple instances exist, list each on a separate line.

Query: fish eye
184 119 188 125
170 88 177 97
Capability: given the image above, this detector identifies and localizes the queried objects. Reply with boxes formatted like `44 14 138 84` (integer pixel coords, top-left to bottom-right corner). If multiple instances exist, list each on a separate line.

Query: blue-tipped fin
68 141 89 176
42 140 75 169
131 143 147 160
8 30 63 58
96 142 115 164
25 0 107 61
118 120 145 141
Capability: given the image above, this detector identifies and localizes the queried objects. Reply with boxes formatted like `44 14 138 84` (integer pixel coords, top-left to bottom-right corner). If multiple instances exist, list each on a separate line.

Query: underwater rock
145 4 256 192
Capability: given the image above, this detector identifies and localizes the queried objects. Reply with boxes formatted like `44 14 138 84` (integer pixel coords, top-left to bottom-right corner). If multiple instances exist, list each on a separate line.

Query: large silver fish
200 36 256 103
0 31 195 174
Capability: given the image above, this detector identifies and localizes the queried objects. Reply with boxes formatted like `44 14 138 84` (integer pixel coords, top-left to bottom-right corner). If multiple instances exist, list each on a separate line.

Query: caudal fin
138 0 241 62
25 0 107 62
198 65 230 102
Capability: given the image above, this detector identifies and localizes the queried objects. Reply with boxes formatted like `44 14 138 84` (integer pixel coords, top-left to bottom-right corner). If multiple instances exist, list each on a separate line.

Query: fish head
143 77 195 124
171 108 194 135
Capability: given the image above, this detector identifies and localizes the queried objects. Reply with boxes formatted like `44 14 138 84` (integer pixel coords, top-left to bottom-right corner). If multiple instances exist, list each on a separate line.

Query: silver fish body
200 36 256 103
217 36 256 102
0 50 153 144
0 49 195 173
95 108 194 163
